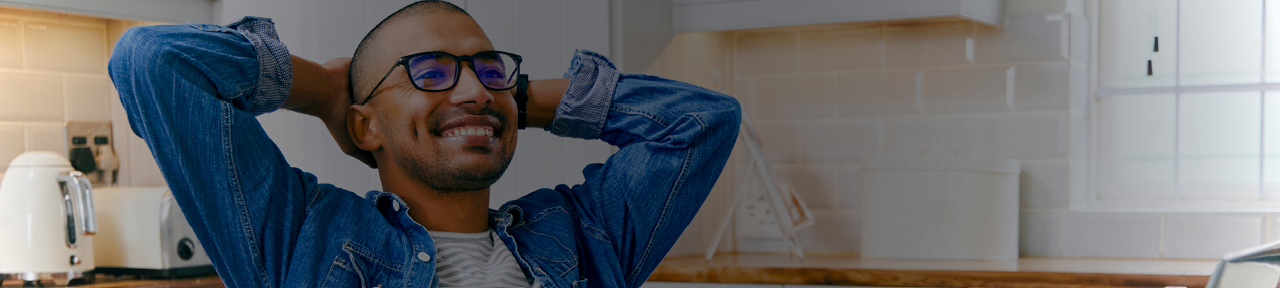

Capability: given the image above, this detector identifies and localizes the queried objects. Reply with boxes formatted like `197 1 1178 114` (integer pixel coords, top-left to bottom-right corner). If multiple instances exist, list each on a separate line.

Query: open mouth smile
435 115 502 147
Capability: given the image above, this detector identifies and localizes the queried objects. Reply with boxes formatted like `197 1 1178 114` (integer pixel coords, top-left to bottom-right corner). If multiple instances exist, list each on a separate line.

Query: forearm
524 79 569 129
282 54 337 117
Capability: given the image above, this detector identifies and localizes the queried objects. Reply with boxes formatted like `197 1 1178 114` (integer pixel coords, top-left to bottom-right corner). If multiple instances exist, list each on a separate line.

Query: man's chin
407 155 512 192
419 167 507 192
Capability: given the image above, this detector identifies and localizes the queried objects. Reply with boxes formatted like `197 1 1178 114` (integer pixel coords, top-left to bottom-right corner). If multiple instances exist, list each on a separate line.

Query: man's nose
450 65 495 108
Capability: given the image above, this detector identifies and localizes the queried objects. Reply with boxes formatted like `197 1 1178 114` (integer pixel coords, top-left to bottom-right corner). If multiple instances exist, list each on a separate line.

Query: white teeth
443 127 496 138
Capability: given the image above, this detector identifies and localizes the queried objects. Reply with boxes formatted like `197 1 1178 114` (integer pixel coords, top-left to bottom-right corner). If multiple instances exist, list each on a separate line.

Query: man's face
366 13 517 191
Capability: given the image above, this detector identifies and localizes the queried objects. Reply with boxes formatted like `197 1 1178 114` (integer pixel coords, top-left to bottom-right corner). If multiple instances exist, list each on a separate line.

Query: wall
647 0 1268 260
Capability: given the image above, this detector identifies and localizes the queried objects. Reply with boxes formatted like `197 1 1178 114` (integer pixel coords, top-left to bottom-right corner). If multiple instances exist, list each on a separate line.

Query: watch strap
515 74 529 130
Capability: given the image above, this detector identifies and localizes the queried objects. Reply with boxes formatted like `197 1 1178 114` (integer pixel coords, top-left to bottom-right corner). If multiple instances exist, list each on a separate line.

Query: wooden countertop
7 254 1226 288
647 253 1224 288
0 274 222 288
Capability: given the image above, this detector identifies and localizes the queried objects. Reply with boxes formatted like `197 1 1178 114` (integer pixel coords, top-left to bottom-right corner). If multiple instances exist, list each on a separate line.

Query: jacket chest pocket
513 207 579 272
320 242 405 288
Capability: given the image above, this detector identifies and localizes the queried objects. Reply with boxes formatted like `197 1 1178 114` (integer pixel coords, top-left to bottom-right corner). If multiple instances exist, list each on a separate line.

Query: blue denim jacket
108 17 739 288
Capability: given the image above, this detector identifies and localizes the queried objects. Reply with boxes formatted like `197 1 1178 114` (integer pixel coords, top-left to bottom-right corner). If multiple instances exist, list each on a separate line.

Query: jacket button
417 252 431 262
392 201 400 211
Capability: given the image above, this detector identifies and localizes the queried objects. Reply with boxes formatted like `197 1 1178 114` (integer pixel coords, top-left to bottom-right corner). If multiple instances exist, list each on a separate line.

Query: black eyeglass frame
357 50 523 105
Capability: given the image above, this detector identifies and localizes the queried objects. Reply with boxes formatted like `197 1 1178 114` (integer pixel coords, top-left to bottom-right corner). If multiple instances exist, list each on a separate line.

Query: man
109 1 739 288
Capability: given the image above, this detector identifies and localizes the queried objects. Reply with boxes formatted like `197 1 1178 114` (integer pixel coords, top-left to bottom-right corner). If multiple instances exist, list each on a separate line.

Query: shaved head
350 0 469 104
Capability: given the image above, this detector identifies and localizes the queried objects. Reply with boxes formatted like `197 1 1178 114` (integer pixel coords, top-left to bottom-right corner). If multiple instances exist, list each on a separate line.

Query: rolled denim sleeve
225 16 293 115
109 17 318 288
546 50 617 139
554 50 741 287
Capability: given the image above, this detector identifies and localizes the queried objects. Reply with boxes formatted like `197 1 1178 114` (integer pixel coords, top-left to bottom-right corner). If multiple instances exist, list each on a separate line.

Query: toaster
92 187 214 278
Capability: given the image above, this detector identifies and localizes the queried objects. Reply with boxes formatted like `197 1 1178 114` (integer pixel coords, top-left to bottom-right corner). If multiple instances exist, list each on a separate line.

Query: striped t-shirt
429 229 538 288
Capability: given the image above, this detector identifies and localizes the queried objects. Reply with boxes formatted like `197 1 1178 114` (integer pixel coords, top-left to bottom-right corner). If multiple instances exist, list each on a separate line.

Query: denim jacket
107 17 740 288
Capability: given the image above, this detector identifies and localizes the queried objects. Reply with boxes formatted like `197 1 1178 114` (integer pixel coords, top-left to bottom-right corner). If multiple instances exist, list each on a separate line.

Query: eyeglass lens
405 52 518 91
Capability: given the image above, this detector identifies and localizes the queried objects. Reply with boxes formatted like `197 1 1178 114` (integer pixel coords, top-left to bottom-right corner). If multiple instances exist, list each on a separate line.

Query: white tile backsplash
798 25 881 72
973 114 1066 159
64 76 113 122
1164 214 1263 259
752 121 798 165
834 70 918 116
0 72 64 121
0 17 20 69
1019 211 1060 257
974 14 1068 63
23 20 106 74
755 75 835 120
25 122 65 157
127 132 164 187
0 124 24 168
772 164 859 210
884 22 972 68
797 121 878 164
1061 213 1160 258
1019 161 1070 209
883 118 972 158
735 31 797 76
733 76 757 112
1014 62 1071 111
921 66 1011 114
797 209 860 253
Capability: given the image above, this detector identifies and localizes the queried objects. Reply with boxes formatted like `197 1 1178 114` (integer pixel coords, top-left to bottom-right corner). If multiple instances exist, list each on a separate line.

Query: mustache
428 105 511 133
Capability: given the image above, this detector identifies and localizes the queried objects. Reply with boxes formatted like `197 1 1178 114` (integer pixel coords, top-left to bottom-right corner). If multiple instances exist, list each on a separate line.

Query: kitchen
0 0 1274 287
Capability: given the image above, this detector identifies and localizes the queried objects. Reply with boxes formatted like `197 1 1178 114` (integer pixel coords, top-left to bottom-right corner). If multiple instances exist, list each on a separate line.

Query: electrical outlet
65 122 114 185
735 183 784 240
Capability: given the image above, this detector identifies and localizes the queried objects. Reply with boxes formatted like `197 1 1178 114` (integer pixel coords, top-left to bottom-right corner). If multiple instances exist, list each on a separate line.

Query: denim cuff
227 16 292 115
547 49 618 140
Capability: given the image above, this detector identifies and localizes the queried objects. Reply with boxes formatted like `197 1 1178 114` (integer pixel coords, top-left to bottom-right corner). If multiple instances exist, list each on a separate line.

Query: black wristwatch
515 74 529 130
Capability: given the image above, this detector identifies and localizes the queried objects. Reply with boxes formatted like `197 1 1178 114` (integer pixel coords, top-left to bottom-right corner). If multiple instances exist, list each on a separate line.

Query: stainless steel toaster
92 186 213 278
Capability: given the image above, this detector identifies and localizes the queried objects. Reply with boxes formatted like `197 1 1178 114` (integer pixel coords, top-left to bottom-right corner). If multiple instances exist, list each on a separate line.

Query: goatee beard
384 105 516 192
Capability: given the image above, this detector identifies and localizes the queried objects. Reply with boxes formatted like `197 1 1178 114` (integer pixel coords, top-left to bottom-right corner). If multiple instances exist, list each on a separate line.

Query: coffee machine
0 151 98 286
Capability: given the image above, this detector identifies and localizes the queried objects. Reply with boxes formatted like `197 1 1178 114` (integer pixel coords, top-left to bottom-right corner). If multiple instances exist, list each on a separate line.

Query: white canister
860 157 1020 261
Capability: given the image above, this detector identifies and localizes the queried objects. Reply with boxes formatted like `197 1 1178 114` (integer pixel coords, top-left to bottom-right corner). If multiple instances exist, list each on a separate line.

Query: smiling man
108 1 739 288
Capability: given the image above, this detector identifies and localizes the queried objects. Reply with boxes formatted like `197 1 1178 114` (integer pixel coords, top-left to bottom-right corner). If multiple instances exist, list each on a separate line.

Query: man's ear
348 105 383 151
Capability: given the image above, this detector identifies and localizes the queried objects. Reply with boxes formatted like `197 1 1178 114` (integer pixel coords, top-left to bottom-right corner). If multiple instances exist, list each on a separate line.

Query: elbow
109 26 174 83
705 91 742 132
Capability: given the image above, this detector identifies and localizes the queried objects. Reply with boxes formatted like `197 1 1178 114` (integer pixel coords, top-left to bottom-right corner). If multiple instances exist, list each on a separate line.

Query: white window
1092 0 1280 211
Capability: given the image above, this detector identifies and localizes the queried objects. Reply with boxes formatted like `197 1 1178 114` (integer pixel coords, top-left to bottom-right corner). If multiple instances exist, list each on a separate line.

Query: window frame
1083 0 1280 212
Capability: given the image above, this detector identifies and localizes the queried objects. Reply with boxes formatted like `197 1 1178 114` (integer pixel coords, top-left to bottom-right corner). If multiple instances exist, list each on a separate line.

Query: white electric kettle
0 151 97 286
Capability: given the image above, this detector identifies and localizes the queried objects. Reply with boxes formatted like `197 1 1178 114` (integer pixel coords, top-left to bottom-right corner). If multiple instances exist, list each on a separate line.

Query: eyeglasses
359 51 522 105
